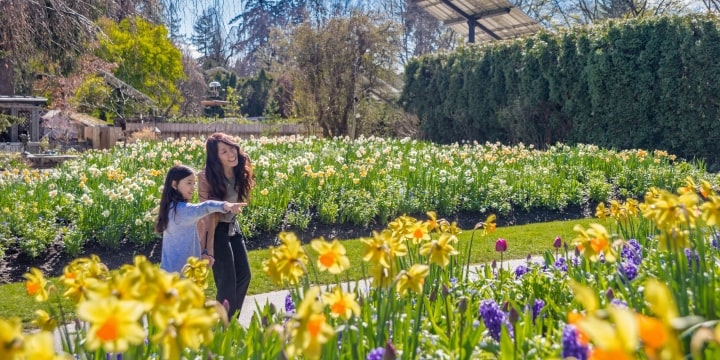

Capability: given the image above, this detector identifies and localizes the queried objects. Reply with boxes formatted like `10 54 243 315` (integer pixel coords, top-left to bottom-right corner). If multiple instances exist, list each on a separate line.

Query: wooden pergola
0 95 47 142
412 0 542 43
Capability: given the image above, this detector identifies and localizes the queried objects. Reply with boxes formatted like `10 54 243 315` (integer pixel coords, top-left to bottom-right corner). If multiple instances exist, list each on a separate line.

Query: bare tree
177 51 208 117
285 12 399 137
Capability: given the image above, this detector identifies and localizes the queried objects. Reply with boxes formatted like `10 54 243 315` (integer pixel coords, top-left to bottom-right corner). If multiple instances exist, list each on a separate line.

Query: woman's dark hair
204 132 255 201
155 165 195 233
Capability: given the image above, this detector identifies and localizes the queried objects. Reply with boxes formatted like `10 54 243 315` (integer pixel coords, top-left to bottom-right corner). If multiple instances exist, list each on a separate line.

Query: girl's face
217 142 239 171
172 174 196 201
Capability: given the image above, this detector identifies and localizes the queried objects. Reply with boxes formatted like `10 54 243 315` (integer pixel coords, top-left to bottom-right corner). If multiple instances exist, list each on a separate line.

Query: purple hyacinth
285 292 295 314
479 299 513 341
571 256 581 267
711 234 719 249
561 325 588 360
366 347 385 360
621 239 643 266
532 299 545 321
554 257 568 272
610 298 628 308
684 248 700 273
514 264 529 278
618 262 638 281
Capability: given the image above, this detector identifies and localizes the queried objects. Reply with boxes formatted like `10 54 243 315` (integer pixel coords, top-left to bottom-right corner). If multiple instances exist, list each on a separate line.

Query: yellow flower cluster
641 177 720 250
362 212 460 294
13 255 222 359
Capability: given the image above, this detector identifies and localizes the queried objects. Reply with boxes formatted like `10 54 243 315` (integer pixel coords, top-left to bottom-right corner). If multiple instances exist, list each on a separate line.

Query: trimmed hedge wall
401 15 720 170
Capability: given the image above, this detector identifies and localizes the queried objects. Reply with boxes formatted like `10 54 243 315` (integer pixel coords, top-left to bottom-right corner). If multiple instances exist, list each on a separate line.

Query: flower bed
0 136 711 261
6 179 720 358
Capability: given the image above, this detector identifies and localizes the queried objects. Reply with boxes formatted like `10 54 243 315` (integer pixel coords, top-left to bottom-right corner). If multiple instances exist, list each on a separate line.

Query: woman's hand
201 253 215 267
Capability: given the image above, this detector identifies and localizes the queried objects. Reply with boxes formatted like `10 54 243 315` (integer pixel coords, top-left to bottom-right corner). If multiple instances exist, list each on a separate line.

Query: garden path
236 256 540 326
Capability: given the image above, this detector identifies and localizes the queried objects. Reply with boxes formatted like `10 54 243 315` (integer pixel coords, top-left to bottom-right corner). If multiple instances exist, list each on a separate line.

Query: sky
175 0 243 39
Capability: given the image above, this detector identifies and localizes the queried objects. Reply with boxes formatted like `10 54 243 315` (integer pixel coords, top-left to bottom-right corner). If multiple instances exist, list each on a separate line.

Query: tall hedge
401 15 720 170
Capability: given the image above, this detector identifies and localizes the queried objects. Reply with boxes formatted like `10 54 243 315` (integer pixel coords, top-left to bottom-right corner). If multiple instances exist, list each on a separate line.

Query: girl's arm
197 172 219 257
173 201 228 225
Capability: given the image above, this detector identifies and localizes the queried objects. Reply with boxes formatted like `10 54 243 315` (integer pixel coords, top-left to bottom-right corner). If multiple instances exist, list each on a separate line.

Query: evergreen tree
192 6 227 70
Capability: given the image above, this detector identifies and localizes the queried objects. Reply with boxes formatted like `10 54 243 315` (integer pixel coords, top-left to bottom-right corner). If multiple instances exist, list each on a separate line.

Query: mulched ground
0 205 590 284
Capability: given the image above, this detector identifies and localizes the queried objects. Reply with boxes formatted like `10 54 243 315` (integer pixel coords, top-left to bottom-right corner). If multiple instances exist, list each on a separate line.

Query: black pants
213 222 251 319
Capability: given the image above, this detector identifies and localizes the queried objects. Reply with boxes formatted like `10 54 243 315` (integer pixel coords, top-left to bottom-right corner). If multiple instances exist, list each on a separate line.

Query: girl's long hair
155 165 195 233
204 132 255 201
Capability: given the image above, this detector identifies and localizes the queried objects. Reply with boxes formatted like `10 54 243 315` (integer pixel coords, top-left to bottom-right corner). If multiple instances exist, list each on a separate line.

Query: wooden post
31 107 39 141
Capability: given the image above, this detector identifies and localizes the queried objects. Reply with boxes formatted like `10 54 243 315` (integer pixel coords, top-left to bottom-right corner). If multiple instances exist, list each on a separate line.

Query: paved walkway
236 256 539 326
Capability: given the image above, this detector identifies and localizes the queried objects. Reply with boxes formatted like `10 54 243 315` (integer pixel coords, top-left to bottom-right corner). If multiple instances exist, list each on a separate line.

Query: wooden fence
126 122 316 139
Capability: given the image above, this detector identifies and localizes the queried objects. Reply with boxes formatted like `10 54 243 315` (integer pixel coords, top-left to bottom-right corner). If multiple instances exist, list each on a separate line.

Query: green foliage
238 69 274 117
402 14 720 170
97 16 185 113
0 113 25 133
72 75 116 123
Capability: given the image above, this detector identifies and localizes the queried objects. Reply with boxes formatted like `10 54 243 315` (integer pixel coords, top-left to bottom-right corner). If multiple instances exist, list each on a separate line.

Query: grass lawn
1 217 598 327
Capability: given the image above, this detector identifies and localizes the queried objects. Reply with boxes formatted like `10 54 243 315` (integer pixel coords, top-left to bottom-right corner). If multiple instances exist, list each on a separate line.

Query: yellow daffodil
569 280 599 313
478 214 497 236
362 229 408 269
263 256 283 285
655 227 690 251
369 264 396 289
77 297 146 353
700 194 720 226
596 202 608 219
311 238 350 274
396 264 429 295
32 310 57 332
287 287 335 360
362 232 391 268
405 221 431 245
0 317 23 359
322 286 361 320
642 188 699 230
426 211 438 231
263 232 309 285
419 233 459 267
182 256 210 289
155 304 218 359
439 220 462 235
636 314 667 357
699 179 715 199
23 331 67 360
573 223 617 262
24 267 49 302
61 255 109 303
644 279 679 325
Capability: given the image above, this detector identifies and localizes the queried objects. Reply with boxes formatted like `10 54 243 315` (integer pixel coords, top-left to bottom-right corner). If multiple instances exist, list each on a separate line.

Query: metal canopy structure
412 0 542 43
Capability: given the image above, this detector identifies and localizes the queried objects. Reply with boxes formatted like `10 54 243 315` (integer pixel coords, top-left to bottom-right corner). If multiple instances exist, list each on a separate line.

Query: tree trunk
0 58 13 95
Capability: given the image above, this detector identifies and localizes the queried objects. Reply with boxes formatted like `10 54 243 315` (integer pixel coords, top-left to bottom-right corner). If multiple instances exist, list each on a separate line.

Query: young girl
155 165 245 274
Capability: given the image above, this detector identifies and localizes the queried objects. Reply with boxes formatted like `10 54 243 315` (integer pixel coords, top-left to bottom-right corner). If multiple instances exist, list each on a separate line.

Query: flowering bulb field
6 183 720 359
0 135 713 261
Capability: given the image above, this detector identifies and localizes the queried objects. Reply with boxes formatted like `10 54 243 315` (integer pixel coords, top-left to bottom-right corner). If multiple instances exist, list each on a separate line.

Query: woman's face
172 174 196 201
217 141 239 171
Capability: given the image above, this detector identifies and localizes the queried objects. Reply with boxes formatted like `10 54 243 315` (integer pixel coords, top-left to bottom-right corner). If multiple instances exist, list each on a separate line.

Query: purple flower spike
367 346 385 360
514 264 529 278
562 325 588 360
479 299 513 341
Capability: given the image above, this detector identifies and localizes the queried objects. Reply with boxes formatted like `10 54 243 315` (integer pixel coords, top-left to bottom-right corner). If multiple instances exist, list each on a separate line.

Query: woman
198 133 255 319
